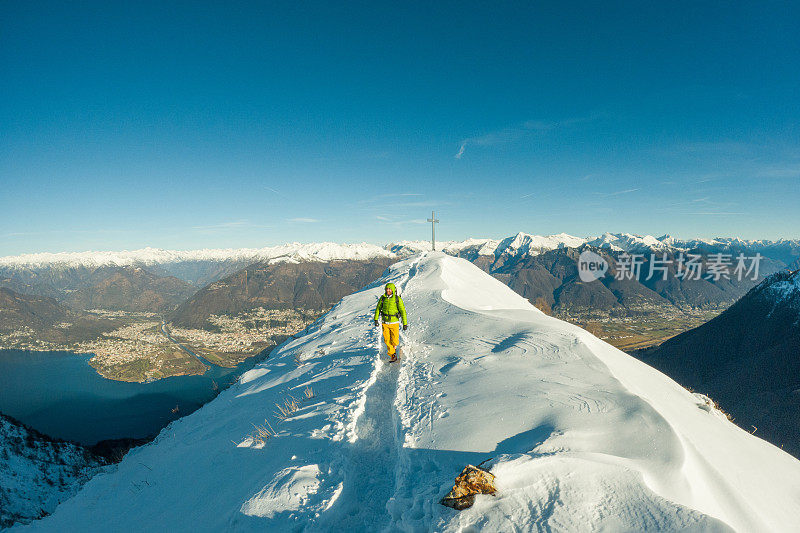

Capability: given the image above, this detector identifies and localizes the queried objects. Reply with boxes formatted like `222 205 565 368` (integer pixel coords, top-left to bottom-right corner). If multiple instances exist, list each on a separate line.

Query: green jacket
374 286 407 325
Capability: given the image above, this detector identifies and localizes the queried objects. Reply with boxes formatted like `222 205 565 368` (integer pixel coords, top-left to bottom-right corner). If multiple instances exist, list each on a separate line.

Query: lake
0 349 266 445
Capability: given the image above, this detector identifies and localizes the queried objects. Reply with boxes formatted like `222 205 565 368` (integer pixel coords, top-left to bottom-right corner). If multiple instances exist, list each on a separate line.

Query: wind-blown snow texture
16 254 800 532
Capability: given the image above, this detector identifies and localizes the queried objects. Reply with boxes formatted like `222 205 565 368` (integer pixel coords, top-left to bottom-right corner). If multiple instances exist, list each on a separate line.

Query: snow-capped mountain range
0 242 397 269
2 232 798 269
16 253 800 532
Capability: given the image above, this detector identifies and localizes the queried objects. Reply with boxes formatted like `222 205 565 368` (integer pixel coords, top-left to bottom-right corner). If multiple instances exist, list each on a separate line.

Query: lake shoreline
0 347 271 445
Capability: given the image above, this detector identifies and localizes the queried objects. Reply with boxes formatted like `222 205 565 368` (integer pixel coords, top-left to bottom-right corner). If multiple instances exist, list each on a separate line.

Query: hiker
373 282 408 361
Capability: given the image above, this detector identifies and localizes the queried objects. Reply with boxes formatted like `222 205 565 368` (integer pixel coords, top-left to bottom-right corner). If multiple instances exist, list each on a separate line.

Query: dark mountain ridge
0 265 196 314
63 266 195 313
171 259 394 328
636 269 800 457
0 287 118 344
485 246 784 318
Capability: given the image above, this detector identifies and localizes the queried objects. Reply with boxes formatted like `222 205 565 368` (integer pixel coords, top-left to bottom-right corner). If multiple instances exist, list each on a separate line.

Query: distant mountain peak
586 232 666 252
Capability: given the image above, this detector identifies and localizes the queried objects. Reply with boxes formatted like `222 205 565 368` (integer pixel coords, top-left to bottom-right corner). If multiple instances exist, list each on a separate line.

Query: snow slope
16 254 800 532
1 415 100 529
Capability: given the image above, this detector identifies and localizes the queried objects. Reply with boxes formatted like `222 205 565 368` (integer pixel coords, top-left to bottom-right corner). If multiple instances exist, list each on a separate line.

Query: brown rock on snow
440 464 497 510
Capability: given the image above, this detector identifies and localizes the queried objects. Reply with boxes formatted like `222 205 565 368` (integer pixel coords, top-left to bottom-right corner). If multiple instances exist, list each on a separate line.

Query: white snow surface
14 253 800 532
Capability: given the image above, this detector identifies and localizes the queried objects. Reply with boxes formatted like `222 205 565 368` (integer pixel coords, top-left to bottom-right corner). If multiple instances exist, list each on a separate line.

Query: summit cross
427 211 439 251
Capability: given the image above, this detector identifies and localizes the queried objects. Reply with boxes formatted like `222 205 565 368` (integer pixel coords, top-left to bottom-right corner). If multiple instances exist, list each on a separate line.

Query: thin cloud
677 141 755 155
361 197 446 209
687 211 745 216
264 186 290 200
192 221 251 231
517 191 558 205
192 221 271 233
455 113 603 159
454 124 529 159
357 193 423 205
2 228 134 237
394 201 450 208
2 231 39 238
755 163 800 178
287 217 319 223
377 217 431 227
661 197 739 210
597 188 640 197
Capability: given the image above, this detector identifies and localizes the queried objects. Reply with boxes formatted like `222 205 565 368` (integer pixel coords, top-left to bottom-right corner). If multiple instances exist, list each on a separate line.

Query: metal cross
427 211 439 251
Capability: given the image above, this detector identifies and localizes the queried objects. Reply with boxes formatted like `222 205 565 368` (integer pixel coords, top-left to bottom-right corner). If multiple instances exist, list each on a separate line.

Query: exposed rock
440 464 497 510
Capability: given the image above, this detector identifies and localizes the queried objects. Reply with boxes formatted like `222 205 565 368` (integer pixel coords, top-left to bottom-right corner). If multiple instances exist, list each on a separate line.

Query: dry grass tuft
242 385 318 448
693 391 735 422
274 395 301 420
250 419 278 446
708 397 734 421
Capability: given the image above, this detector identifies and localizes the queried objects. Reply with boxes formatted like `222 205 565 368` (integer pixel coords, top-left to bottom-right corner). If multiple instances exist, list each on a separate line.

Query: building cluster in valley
0 308 321 383
170 307 320 360
0 326 52 351
555 305 723 352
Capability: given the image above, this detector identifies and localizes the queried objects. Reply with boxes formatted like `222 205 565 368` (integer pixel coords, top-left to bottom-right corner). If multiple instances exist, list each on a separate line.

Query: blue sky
1 1 799 255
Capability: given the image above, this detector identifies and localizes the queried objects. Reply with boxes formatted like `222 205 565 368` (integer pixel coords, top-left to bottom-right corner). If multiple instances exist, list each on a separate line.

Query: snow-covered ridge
0 242 397 269
387 238 503 256
19 253 800 532
759 269 800 306
587 231 669 251
2 233 799 269
1 415 99 529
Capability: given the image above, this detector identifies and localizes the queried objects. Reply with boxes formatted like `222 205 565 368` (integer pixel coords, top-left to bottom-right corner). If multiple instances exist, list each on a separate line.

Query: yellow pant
382 323 400 355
